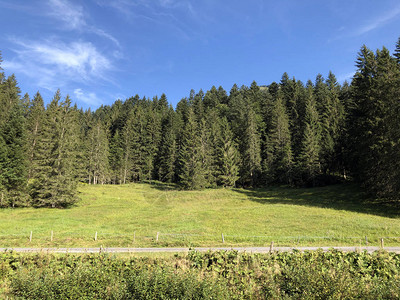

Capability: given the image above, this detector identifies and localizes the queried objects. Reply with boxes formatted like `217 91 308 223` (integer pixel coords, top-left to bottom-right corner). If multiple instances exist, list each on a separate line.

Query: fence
0 231 397 248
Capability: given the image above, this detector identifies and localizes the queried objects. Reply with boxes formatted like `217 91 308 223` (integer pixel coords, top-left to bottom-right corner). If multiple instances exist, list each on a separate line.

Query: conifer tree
297 82 321 185
86 119 110 184
178 108 206 189
266 92 293 184
240 101 262 187
217 117 240 187
26 92 45 180
30 91 79 207
156 107 177 182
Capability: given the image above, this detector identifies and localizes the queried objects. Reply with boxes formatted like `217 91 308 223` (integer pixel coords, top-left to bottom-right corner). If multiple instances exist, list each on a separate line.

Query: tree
266 91 293 184
86 119 110 184
30 91 80 207
217 117 240 187
297 82 321 185
177 108 206 189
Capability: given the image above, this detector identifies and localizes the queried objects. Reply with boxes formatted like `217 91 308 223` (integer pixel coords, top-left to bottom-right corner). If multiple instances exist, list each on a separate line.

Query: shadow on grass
232 183 400 218
145 180 400 218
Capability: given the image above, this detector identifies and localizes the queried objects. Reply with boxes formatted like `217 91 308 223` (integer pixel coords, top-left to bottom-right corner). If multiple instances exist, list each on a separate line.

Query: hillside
0 183 399 248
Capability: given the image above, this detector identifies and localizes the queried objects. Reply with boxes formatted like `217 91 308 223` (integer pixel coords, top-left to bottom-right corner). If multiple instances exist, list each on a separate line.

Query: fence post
94 232 98 241
380 238 384 249
365 236 368 246
156 232 159 242
29 231 32 243
221 233 225 243
51 230 53 242
269 241 274 253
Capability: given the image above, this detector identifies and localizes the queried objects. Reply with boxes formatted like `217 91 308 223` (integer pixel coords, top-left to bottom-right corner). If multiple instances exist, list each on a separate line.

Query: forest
0 38 399 208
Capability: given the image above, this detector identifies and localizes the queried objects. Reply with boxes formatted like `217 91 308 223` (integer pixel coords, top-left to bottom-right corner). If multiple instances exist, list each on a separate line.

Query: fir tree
217 117 240 187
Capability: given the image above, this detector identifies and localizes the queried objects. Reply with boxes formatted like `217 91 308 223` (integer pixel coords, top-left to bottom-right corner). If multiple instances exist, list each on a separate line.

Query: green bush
2 250 400 299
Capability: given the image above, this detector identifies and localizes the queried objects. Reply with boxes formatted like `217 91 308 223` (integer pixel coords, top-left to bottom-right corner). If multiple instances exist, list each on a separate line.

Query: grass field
0 182 400 248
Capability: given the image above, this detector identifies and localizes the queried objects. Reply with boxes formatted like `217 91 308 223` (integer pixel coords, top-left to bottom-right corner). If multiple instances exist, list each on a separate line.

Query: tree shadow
142 180 179 191
231 183 400 218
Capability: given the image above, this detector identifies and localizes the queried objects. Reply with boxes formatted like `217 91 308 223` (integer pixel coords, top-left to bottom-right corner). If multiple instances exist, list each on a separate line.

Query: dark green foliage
29 91 79 207
3 251 400 299
265 92 293 184
297 83 321 185
178 108 207 189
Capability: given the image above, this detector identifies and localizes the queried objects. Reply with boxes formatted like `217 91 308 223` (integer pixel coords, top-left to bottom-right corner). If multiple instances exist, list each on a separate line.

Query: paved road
1 246 400 253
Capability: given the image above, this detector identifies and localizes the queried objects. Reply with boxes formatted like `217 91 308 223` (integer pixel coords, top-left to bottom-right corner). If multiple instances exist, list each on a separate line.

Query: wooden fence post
380 238 384 249
156 232 159 242
51 231 53 242
29 231 32 243
94 232 98 241
221 233 225 243
270 241 274 253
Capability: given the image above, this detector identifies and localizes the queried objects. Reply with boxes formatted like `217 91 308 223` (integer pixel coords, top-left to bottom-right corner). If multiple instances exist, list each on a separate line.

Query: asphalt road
1 246 400 253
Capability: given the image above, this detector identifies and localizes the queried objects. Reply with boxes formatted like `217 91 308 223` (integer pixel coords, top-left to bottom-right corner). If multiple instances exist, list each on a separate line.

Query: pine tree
240 101 262 187
1 103 28 207
297 82 321 185
86 119 110 184
156 107 177 183
178 108 206 189
217 117 240 187
26 92 45 180
30 91 79 207
266 91 293 184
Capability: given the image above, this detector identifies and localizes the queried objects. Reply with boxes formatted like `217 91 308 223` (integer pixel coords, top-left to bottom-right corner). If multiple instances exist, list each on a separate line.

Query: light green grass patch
0 182 399 247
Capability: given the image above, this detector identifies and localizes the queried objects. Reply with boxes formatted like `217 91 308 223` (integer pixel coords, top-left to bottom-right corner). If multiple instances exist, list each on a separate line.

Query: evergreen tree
26 92 45 180
86 119 110 184
30 91 79 207
217 117 240 187
240 101 262 187
297 82 321 185
266 92 293 184
156 107 177 183
178 108 206 189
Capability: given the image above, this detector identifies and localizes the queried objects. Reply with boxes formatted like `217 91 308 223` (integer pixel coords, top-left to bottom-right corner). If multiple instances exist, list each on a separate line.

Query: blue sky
1 0 400 109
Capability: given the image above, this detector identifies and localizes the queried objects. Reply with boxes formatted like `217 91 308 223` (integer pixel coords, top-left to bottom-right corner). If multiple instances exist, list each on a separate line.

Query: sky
1 0 400 109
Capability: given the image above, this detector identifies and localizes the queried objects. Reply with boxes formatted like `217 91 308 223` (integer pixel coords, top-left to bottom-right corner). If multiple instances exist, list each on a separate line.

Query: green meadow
0 182 399 248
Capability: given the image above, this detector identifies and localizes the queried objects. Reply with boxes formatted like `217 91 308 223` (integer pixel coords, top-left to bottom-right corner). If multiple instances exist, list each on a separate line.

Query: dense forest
0 38 399 208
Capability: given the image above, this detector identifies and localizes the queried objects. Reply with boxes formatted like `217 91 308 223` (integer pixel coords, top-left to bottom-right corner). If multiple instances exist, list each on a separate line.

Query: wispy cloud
4 38 112 90
47 0 120 47
95 0 201 41
73 88 101 106
356 5 400 35
47 0 85 30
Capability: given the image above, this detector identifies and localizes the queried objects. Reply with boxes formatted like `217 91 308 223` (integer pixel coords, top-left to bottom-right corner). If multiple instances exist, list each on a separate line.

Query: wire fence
0 231 399 247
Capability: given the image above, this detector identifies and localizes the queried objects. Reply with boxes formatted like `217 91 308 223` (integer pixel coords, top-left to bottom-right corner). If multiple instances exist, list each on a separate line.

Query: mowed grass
1 182 400 248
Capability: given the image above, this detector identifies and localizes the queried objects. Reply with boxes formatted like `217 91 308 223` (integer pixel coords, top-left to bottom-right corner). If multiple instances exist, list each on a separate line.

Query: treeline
0 38 400 208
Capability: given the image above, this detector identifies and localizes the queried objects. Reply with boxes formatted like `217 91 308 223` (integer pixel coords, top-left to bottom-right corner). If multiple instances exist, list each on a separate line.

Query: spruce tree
297 82 321 185
178 108 206 189
217 117 240 187
266 91 293 184
30 91 79 207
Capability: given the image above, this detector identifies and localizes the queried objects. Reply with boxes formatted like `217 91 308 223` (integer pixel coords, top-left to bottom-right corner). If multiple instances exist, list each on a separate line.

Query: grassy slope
0 182 399 247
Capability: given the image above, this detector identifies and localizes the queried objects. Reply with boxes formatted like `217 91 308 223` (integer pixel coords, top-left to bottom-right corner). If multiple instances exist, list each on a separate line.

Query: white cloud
74 88 101 106
5 38 112 91
47 0 86 30
47 0 120 47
